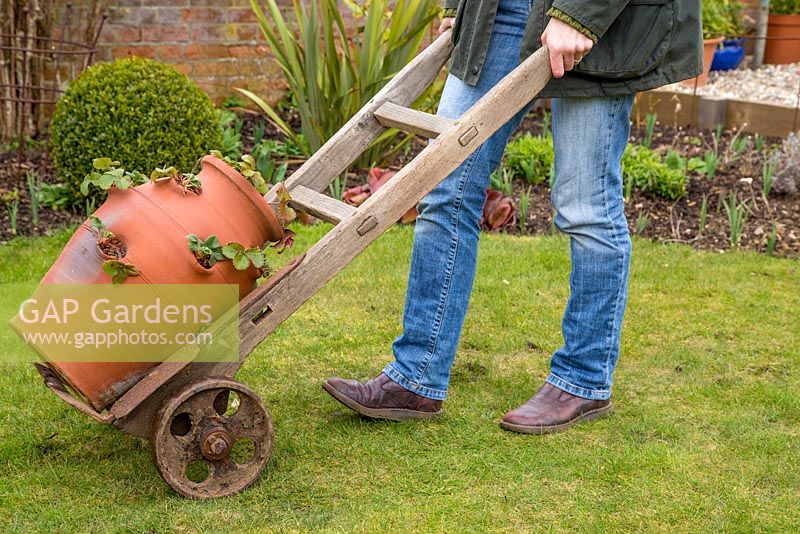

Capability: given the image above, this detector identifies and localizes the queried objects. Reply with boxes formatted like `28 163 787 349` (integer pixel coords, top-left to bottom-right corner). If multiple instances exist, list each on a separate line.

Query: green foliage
188 234 272 274
102 259 139 284
518 185 531 234
2 189 20 235
187 234 225 267
252 138 294 184
698 194 709 235
702 0 743 38
635 213 650 235
218 109 243 160
241 0 440 167
622 145 688 200
771 0 800 14
26 172 41 227
489 167 513 196
38 183 71 211
50 57 222 208
209 151 269 194
762 160 774 198
504 134 554 185
766 224 778 256
222 242 267 271
89 215 113 241
80 158 147 196
722 190 750 248
643 113 657 149
703 150 719 179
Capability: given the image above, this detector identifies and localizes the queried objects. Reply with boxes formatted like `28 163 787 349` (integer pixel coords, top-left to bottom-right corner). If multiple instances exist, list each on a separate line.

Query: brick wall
92 0 287 104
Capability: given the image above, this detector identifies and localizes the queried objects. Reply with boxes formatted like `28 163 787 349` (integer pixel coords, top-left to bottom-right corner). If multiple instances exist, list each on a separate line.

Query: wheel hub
201 428 233 461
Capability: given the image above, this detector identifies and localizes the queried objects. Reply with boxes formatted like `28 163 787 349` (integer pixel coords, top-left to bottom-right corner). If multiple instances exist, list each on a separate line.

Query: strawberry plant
80 158 148 196
150 166 202 195
222 243 267 272
103 260 140 285
89 216 127 258
209 151 268 194
187 234 226 268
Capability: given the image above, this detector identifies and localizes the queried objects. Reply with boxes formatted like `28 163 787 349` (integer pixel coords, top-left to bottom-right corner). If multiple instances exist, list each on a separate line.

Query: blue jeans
384 0 634 401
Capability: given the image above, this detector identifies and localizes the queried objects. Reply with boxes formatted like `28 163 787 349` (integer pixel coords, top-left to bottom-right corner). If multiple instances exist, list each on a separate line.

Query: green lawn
1 225 798 532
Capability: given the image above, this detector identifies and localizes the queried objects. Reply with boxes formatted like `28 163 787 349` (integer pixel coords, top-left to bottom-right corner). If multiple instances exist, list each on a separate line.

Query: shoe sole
498 403 613 435
322 381 441 421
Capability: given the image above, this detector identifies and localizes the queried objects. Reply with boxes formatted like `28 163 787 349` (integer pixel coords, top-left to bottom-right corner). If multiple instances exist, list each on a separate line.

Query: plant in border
503 133 554 185
2 189 19 235
240 0 440 168
622 145 688 200
481 189 516 232
518 185 531 234
721 190 750 248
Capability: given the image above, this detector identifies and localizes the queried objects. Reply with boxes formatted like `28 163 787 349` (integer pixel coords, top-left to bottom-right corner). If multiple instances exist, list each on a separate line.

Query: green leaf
89 216 104 233
103 260 139 285
232 253 250 271
98 172 116 189
222 243 244 259
92 157 118 170
245 248 266 268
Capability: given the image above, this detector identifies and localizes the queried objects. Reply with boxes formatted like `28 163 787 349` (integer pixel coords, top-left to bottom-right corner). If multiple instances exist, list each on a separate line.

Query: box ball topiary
49 57 223 207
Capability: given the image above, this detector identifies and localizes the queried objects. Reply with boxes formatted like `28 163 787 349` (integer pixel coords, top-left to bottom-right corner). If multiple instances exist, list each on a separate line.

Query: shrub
503 134 554 185
50 57 222 208
622 145 688 200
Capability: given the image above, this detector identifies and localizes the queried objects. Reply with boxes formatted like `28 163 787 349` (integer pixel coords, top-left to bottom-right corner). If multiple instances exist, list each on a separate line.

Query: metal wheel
152 377 274 499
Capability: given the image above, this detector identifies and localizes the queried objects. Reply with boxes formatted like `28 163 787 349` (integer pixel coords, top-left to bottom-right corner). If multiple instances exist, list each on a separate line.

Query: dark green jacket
444 0 703 97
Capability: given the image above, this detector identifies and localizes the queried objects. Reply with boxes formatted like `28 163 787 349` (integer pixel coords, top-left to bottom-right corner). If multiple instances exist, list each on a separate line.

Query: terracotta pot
764 14 800 64
682 37 723 87
40 155 283 411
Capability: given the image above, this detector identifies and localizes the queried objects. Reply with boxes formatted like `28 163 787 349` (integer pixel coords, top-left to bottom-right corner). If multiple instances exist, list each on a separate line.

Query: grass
1 225 798 532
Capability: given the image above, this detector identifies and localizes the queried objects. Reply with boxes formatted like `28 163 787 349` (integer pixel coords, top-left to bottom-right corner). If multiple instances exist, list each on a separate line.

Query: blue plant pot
710 39 745 71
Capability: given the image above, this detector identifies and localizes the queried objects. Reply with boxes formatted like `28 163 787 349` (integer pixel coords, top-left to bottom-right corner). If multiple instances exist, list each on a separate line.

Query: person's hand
439 17 455 35
541 18 593 78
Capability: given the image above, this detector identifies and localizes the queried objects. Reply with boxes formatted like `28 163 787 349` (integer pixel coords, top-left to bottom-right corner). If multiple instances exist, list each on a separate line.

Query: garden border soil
2 107 798 258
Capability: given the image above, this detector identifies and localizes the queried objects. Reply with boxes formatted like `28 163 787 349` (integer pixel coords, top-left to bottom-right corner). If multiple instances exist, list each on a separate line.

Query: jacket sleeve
548 0 630 41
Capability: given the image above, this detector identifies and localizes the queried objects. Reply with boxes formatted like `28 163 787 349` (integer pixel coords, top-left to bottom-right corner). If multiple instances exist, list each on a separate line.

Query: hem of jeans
546 373 610 401
383 364 448 401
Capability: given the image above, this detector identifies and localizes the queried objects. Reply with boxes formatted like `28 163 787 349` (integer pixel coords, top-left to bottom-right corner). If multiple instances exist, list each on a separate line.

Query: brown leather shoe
500 382 612 434
323 373 442 421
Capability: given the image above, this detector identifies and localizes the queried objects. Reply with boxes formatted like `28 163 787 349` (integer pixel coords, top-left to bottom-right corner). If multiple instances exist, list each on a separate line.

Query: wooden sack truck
33 31 553 499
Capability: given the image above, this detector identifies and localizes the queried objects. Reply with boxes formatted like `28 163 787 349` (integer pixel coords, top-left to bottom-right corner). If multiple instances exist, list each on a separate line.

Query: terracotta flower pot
764 14 800 64
682 37 723 87
39 155 283 411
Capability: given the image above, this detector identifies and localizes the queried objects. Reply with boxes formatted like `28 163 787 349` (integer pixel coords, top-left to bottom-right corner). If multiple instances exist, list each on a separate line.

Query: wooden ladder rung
374 101 454 139
288 185 356 224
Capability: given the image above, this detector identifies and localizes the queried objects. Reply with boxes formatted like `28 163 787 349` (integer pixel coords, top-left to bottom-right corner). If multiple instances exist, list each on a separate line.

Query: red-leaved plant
481 189 516 231
343 167 418 224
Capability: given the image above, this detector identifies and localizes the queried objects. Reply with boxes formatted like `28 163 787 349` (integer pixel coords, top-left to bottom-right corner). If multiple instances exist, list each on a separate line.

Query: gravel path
664 60 800 108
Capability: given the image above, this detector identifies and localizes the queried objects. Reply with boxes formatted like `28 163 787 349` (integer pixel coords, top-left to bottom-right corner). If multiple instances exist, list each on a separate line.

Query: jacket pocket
574 0 674 79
